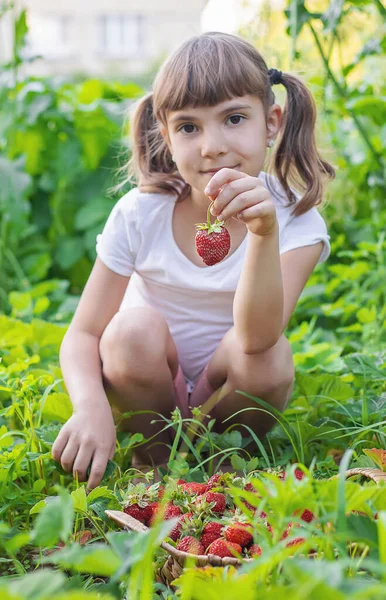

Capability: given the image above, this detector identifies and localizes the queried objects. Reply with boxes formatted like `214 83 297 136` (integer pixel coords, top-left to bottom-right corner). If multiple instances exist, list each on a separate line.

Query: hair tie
268 68 283 86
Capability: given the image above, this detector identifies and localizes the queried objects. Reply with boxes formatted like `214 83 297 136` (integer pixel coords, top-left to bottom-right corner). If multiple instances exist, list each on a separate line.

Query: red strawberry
280 522 293 540
206 539 242 558
244 483 255 492
200 521 224 549
294 468 306 480
123 503 153 524
204 492 226 514
164 503 183 520
181 482 208 495
195 204 231 266
177 479 187 485
300 509 315 523
206 474 222 489
286 537 306 548
249 544 262 557
177 536 205 555
224 523 253 548
169 512 194 541
242 482 260 511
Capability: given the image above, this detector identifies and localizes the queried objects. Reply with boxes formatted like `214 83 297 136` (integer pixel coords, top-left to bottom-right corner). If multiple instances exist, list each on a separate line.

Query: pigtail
270 73 335 217
126 92 189 199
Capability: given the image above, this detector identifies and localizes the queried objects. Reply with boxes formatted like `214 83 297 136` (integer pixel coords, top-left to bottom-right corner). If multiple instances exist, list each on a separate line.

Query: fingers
52 428 70 462
205 167 246 197
214 189 261 223
72 445 95 482
237 199 276 222
60 438 80 474
87 450 110 490
210 177 256 216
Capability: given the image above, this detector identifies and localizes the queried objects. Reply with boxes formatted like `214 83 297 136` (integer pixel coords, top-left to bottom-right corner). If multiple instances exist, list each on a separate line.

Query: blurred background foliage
0 0 385 356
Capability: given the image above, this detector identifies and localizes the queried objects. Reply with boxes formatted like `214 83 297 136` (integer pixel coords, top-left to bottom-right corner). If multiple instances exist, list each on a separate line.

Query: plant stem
307 21 383 171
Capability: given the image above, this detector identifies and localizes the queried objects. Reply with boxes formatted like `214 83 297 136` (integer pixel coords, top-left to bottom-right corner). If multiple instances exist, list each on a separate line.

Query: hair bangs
154 33 270 122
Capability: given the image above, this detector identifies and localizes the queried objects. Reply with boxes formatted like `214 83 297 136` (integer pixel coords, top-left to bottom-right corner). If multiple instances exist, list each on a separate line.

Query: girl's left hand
205 168 278 237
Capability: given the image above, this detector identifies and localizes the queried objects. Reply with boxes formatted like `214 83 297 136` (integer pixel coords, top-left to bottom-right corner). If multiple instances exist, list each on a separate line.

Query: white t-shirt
96 171 330 392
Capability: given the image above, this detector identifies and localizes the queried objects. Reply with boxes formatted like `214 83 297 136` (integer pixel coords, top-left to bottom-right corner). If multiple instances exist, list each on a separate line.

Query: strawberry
280 522 293 540
177 536 205 555
122 482 161 525
195 202 231 266
177 479 187 485
242 482 260 511
224 522 253 548
169 512 194 541
294 468 306 480
204 492 226 514
123 503 152 524
286 537 306 548
249 543 263 557
300 509 315 523
200 521 224 549
164 503 183 520
206 539 242 558
181 482 208 496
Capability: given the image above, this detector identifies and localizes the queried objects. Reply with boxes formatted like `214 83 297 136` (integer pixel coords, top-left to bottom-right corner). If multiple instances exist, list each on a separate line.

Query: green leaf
32 488 74 547
55 237 84 270
246 457 259 472
42 392 73 423
2 569 67 600
86 486 118 506
14 9 28 58
74 198 113 231
346 513 378 546
71 486 88 513
230 454 246 473
41 542 122 577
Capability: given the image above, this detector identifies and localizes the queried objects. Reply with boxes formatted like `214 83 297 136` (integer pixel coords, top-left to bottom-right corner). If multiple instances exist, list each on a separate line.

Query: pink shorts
172 364 217 419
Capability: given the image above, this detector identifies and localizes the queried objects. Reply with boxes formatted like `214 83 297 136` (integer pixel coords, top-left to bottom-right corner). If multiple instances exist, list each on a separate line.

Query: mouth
201 164 240 174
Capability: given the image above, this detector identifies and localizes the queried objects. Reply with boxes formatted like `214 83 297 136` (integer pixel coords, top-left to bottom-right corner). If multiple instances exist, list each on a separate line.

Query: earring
171 155 175 163
267 139 275 148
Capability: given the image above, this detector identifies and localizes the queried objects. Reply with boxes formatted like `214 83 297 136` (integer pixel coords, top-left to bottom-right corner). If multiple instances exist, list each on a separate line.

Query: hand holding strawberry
204 167 278 237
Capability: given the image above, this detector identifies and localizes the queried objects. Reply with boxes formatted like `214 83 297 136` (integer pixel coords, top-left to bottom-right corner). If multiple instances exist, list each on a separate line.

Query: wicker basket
106 467 385 586
334 467 386 484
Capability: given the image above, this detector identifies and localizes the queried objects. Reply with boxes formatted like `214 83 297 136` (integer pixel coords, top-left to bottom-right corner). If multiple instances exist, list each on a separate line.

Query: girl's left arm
205 168 323 354
233 223 283 354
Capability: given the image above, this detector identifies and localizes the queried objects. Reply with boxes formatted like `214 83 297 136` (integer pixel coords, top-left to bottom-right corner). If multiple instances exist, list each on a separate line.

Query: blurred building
2 0 208 77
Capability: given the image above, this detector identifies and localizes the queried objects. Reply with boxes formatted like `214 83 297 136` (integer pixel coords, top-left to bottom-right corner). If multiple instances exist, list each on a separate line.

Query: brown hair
115 32 335 216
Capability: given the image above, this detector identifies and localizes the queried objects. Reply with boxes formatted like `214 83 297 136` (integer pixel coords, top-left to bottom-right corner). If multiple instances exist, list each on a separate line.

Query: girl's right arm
52 256 131 489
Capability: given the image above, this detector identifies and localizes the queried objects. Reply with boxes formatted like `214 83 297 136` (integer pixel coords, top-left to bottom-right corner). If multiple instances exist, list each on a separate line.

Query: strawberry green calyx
195 201 225 234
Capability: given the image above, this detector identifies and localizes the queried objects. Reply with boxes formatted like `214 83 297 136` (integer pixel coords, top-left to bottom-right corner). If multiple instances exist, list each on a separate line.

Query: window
98 14 143 58
25 13 73 59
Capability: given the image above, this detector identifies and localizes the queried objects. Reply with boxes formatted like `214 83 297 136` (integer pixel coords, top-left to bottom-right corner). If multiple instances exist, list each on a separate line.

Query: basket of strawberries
106 465 386 587
106 472 261 585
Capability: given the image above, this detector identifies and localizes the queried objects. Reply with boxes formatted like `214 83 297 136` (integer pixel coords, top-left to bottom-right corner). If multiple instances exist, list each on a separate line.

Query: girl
52 32 335 489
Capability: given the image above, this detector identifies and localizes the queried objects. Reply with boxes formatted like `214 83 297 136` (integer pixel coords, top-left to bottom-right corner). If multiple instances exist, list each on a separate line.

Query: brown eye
228 115 245 125
179 124 196 134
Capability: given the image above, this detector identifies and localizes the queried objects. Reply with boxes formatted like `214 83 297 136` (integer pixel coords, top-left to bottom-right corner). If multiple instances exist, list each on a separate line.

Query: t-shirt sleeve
95 189 140 276
280 206 331 265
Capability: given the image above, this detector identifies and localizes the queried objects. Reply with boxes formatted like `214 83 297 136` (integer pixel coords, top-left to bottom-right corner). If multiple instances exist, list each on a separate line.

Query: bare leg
189 330 295 452
99 307 180 467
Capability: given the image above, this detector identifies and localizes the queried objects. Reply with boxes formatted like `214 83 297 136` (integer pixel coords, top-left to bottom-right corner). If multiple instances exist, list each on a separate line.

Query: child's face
163 94 281 199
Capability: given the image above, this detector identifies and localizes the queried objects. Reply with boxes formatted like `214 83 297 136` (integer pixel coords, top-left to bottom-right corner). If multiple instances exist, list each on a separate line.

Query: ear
159 124 171 148
266 103 282 140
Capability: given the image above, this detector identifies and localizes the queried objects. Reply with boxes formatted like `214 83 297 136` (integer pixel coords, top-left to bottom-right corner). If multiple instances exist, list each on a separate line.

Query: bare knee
227 333 295 400
99 307 178 382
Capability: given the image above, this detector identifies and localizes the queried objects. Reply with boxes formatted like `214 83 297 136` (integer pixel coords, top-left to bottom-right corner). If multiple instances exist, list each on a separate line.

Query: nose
200 127 228 158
